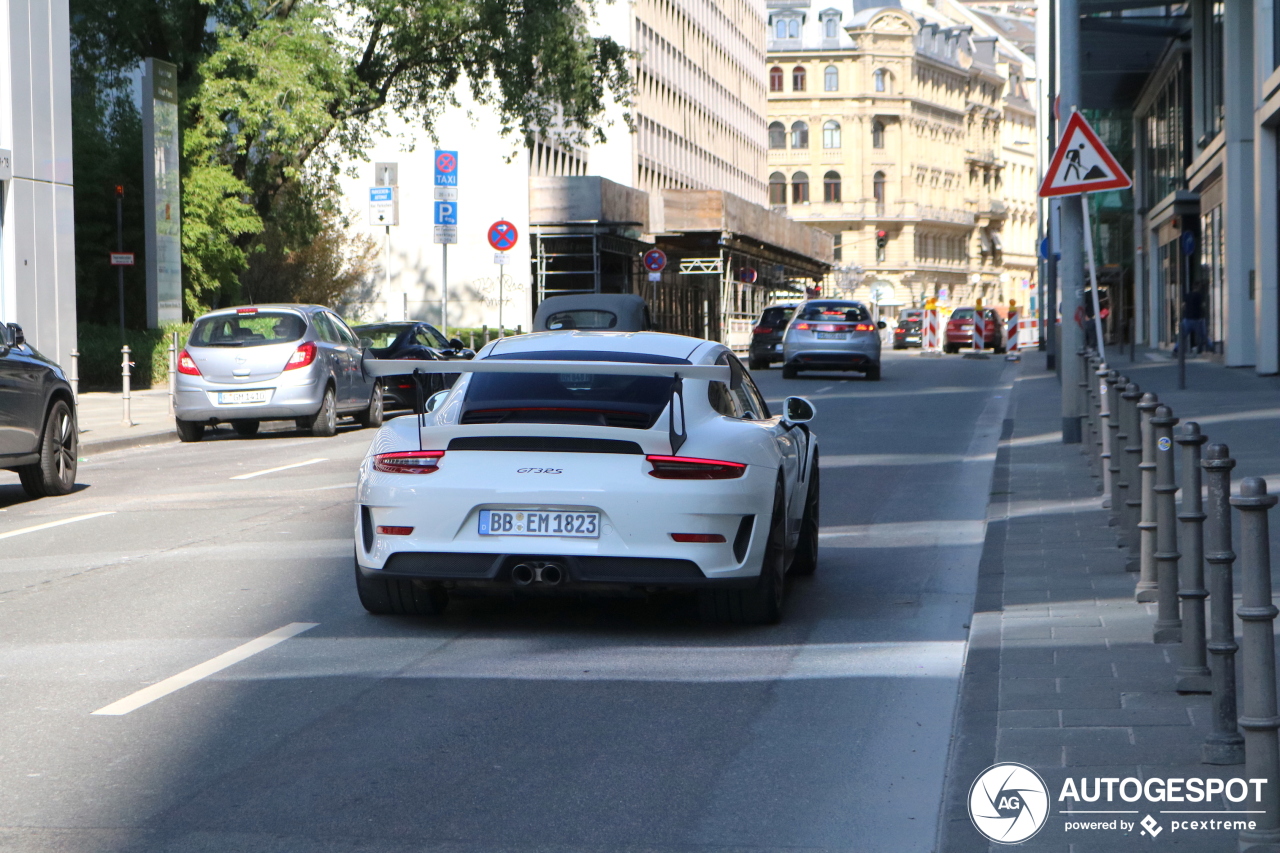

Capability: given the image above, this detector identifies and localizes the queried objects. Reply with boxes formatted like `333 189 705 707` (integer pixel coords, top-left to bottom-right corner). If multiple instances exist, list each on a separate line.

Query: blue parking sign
434 201 458 225
434 150 458 186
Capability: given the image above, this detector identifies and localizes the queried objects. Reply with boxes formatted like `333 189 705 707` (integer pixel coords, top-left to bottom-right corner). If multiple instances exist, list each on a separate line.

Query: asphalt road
0 349 1012 853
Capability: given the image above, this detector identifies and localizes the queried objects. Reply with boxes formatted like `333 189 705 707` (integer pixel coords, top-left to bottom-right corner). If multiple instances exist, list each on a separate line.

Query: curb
79 429 176 458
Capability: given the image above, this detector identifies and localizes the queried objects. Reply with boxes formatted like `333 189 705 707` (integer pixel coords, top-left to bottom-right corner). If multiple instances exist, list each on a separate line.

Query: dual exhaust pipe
511 561 566 587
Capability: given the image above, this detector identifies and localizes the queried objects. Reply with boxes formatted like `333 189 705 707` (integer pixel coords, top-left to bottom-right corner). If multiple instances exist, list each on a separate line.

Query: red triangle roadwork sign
1038 112 1131 197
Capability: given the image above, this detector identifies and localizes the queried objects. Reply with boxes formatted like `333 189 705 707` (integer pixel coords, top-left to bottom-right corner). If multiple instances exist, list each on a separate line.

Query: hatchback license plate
218 389 271 405
815 332 848 340
479 509 599 538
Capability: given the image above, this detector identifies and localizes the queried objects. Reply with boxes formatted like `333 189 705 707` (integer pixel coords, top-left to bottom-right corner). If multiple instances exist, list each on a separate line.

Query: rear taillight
792 322 812 331
753 326 773 335
373 450 444 474
377 526 414 535
177 349 200 376
236 307 258 315
853 323 875 331
646 455 746 480
284 341 317 371
670 533 727 543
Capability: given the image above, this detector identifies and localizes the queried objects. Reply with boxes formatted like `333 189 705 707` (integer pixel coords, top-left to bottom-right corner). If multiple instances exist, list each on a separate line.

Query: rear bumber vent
447 436 644 454
361 506 374 552
733 515 755 563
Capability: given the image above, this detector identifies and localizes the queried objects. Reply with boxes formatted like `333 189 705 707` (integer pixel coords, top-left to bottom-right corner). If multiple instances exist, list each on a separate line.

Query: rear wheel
306 386 338 437
356 381 384 428
748 356 769 371
699 484 785 625
354 559 448 616
789 456 820 577
175 418 205 442
232 419 260 437
782 364 798 379
864 362 881 381
17 399 78 498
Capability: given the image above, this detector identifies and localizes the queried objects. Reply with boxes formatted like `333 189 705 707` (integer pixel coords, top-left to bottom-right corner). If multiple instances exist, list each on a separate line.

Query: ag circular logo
1157 436 1172 451
969 762 1050 844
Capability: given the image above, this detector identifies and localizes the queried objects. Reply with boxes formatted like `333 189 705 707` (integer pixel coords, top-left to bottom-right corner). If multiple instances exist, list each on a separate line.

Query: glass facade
1141 56 1191 210
1201 204 1224 350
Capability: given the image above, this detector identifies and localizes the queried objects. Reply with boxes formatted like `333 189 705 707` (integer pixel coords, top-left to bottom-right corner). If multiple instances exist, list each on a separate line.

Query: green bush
77 322 193 391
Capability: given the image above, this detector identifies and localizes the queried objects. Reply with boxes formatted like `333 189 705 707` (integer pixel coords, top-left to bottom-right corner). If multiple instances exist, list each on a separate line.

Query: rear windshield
758 306 795 325
355 324 409 349
545 310 617 331
191 312 306 347
461 351 684 429
900 310 922 321
950 309 975 320
797 302 871 322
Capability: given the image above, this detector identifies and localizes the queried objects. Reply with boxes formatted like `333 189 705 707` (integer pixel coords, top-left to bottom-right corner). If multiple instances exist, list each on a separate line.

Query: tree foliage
70 0 632 318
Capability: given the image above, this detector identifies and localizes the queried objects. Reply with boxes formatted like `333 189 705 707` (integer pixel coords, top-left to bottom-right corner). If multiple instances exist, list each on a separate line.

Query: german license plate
479 509 599 538
218 389 271 405
816 332 848 340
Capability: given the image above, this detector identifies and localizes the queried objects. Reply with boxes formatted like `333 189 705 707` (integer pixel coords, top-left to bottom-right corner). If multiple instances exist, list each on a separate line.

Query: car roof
485 330 714 363
532 294 649 330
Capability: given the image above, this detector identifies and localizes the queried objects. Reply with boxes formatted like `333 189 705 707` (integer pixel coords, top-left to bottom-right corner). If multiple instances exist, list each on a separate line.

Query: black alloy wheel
357 381 384 429
354 556 449 616
789 455 820 576
306 387 338 437
18 399 78 498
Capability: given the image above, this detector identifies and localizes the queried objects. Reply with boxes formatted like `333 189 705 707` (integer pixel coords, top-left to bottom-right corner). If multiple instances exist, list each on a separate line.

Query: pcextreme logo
969 763 1050 844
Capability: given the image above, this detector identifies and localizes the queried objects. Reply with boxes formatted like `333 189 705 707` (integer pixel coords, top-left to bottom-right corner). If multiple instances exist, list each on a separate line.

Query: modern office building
0 0 77 370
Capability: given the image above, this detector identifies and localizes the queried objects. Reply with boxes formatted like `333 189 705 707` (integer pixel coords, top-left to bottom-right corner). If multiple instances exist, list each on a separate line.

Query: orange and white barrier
923 308 940 352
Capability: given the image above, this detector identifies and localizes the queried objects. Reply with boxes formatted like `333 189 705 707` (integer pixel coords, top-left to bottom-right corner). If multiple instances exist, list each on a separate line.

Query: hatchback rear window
797 302 871 322
461 351 685 429
545 310 617 331
950 309 975 320
191 312 306 347
758 307 794 326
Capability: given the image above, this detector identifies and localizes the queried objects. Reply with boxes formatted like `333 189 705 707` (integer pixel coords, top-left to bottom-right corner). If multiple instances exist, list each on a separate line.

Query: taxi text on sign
434 150 458 187
1038 112 1132 198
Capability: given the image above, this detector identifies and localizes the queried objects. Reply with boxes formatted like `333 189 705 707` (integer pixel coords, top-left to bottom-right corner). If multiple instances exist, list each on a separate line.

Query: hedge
76 322 192 391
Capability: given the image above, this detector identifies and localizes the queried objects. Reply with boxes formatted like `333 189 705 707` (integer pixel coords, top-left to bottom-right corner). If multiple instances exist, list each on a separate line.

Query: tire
864 362 881 381
699 483 786 625
943 343 957 354
748 356 769 371
307 386 338 437
232 420 260 437
789 454 820 576
354 559 448 616
782 364 798 379
175 418 205 442
356 381 384 429
17 399 78 498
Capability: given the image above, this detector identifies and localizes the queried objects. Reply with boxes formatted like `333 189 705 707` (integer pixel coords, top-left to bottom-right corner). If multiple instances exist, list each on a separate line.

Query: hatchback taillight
284 341 317 371
373 450 444 474
177 349 200 376
646 455 746 480
853 323 875 331
753 326 773 335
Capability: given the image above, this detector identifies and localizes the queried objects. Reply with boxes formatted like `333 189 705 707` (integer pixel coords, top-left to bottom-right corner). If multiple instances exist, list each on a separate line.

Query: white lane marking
819 519 986 547
311 482 357 491
824 452 995 468
230 458 328 480
815 385 835 393
91 622 318 716
0 512 116 542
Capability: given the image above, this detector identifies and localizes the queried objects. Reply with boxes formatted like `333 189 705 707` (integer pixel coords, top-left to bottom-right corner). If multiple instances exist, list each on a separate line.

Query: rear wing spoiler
361 357 730 383
361 357 731 455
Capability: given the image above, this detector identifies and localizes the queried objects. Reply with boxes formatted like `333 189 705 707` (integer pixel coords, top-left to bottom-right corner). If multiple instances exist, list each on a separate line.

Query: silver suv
174 305 382 441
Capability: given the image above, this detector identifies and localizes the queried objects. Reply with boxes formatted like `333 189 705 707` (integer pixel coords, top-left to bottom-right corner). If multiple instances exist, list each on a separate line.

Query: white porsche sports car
354 331 819 624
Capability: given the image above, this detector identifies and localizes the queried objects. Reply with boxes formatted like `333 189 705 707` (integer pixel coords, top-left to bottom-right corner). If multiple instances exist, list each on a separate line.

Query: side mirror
449 337 465 350
424 389 450 414
877 320 887 330
782 396 816 424
8 323 24 346
359 336 374 349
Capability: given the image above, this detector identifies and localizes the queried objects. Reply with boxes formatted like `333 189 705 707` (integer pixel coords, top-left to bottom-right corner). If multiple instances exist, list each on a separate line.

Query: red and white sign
110 253 135 266
1038 112 1132 198
487 220 518 251
643 249 667 272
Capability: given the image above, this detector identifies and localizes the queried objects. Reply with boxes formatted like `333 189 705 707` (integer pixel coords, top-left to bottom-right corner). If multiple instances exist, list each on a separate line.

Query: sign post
1039 110 1133 367
434 151 459 334
488 220 519 335
369 185 400 319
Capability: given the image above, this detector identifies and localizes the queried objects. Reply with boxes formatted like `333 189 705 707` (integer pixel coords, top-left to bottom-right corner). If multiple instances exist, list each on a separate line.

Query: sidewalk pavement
939 348 1280 852
74 389 177 456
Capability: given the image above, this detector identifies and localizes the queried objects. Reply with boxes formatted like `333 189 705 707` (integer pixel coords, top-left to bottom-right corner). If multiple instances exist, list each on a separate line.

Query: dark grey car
0 322 78 497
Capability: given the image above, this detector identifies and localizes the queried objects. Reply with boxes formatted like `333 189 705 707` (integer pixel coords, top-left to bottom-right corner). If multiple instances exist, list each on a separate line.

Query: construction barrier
922 308 940 352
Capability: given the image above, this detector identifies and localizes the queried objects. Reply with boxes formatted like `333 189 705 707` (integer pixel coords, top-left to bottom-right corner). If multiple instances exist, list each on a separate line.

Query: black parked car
748 302 799 370
0 323 78 497
532 293 653 332
350 322 474 410
893 309 924 349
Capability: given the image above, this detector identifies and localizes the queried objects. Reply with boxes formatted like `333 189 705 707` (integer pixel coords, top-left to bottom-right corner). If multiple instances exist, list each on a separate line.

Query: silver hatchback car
174 305 382 441
781 299 885 381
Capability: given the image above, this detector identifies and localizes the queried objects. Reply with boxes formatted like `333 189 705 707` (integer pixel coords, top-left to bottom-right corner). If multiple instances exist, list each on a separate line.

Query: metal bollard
1151 404 1181 641
1121 382 1144 568
1175 422 1211 691
468 331 475 350
1135 392 1159 600
1106 370 1123 522
1232 477 1280 849
1202 444 1245 764
499 324 506 339
69 349 79 400
120 344 135 427
482 325 489 346
1085 355 1100 471
1078 349 1093 456
167 332 177 417
1097 362 1112 500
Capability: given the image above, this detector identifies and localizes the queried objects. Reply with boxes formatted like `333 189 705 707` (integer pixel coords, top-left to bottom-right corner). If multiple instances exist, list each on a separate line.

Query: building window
792 172 810 204
824 171 841 202
825 17 838 37
874 69 888 93
775 19 786 38
872 120 885 149
824 66 839 91
823 120 841 149
769 172 787 205
791 121 809 148
768 122 786 149
873 171 886 214
769 66 784 92
776 17 800 38
793 66 806 91
834 232 842 262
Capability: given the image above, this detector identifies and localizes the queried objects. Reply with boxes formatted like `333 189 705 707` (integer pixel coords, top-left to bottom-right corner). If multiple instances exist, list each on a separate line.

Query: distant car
781 299 885 380
174 304 382 441
533 293 653 332
893 309 924 349
944 307 1007 354
748 302 799 370
0 322 78 497
351 322 474 410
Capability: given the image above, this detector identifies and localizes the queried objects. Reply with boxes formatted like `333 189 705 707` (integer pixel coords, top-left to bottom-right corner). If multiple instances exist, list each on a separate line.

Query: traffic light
875 230 888 249
115 184 124 198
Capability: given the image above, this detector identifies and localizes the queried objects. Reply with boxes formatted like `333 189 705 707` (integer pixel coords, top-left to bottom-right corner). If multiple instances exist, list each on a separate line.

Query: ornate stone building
765 0 1038 312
